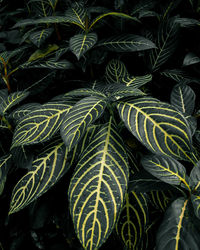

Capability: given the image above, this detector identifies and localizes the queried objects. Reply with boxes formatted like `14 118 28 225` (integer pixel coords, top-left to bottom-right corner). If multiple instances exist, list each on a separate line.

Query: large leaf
156 198 200 250
11 102 72 148
116 191 148 249
117 97 195 163
68 119 129 249
97 34 156 52
29 28 54 48
141 154 191 190
60 96 107 152
170 83 196 115
69 33 98 60
0 154 12 195
9 138 70 214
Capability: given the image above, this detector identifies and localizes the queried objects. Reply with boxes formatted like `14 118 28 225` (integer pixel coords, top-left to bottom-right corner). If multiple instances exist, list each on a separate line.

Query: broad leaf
149 190 174 212
117 97 195 163
9 138 70 214
61 96 107 152
11 102 72 148
170 83 196 115
141 154 191 190
0 154 12 195
29 28 54 48
97 34 156 52
68 119 129 249
69 33 98 60
110 86 145 99
116 191 148 249
156 198 200 250
183 52 200 66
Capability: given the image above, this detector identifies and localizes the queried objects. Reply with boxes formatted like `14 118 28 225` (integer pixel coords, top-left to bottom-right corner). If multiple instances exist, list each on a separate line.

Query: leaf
64 88 106 98
0 91 29 116
174 17 200 27
110 86 145 99
191 194 200 219
11 102 72 148
9 138 70 214
97 34 156 52
170 83 196 115
150 18 180 72
183 52 200 66
68 119 129 249
156 197 200 250
149 190 174 212
117 97 195 163
124 74 152 88
190 161 200 191
0 154 12 195
69 33 98 60
28 44 59 62
141 154 191 190
116 191 148 249
60 96 107 152
29 28 54 48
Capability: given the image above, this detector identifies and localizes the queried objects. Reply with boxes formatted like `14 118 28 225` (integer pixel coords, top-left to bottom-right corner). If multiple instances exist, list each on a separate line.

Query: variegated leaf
64 88 106 98
191 194 200 219
124 74 152 88
161 69 199 84
0 154 12 195
190 161 200 191
29 28 54 47
149 190 174 212
20 60 73 69
60 96 107 152
68 119 129 249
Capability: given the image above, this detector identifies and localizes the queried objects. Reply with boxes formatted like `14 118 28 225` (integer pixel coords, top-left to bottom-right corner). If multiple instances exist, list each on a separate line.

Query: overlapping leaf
68 120 129 250
191 194 200 219
156 198 200 250
161 69 199 84
20 59 73 69
190 161 200 191
69 33 98 60
105 59 128 84
183 52 200 66
149 190 174 212
64 88 106 98
11 102 72 148
117 97 195 162
0 154 12 195
9 138 70 214
97 34 156 52
61 96 107 152
29 28 54 47
116 191 148 249
170 83 196 115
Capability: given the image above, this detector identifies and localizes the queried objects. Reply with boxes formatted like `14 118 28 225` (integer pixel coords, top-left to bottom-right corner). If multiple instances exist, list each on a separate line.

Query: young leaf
29 28 54 48
60 96 107 152
183 52 200 66
68 119 129 249
156 198 200 250
69 33 98 60
170 83 196 115
117 97 196 163
11 102 72 148
97 34 156 52
9 139 70 214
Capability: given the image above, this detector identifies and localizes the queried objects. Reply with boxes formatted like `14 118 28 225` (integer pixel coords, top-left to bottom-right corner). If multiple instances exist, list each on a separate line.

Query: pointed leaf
124 74 152 88
117 97 195 163
68 120 129 249
69 33 98 60
60 96 107 152
161 69 199 84
29 28 54 48
175 17 200 27
183 52 200 66
20 60 73 70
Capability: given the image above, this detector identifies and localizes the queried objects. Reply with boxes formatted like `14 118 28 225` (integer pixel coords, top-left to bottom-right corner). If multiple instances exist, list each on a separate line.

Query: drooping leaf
69 33 98 60
156 198 200 250
117 97 196 163
183 52 200 66
170 83 196 115
60 96 107 152
0 154 12 195
9 138 70 214
141 154 191 190
97 34 156 52
11 102 72 148
116 191 148 249
68 119 129 249
29 28 54 48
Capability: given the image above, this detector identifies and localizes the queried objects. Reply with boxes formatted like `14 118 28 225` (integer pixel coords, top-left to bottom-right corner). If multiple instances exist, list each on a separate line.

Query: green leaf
124 74 152 88
69 33 98 60
116 191 148 249
141 154 191 190
9 138 70 214
149 190 174 212
183 52 200 66
60 96 107 152
150 18 180 72
190 161 200 191
174 17 200 27
161 69 199 84
97 34 156 52
0 91 29 116
191 194 200 219
110 85 145 99
11 102 72 148
170 83 196 115
156 198 200 250
64 88 106 98
29 28 54 48
117 97 195 163
0 154 12 195
68 119 129 249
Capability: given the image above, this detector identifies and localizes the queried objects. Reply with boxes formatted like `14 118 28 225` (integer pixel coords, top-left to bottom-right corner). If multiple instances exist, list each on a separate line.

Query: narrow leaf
183 52 200 66
0 154 12 195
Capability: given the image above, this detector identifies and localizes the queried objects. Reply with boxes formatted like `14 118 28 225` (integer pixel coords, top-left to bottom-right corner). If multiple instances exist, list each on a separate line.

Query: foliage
1 0 200 249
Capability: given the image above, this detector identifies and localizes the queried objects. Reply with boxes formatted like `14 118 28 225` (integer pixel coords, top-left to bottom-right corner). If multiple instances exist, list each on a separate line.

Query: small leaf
190 161 200 191
191 194 200 219
29 28 54 48
0 154 12 195
183 52 200 66
64 88 106 98
175 17 200 27
28 44 59 62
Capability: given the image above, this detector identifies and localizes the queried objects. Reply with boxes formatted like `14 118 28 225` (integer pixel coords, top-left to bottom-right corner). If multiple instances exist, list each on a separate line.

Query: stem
54 24 61 41
1 116 12 131
0 57 11 92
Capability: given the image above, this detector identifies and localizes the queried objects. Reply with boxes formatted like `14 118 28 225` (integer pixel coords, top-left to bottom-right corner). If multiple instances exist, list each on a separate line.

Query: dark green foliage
1 0 200 249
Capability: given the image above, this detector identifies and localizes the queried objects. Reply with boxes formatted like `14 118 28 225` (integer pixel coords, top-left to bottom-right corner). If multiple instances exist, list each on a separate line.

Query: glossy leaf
68 120 129 249
60 96 107 152
9 138 70 214
170 83 196 115
69 33 98 60
183 52 200 66
117 97 195 163
116 191 148 249
0 154 12 195
156 198 200 250
97 34 156 52
11 102 72 148
29 28 54 48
